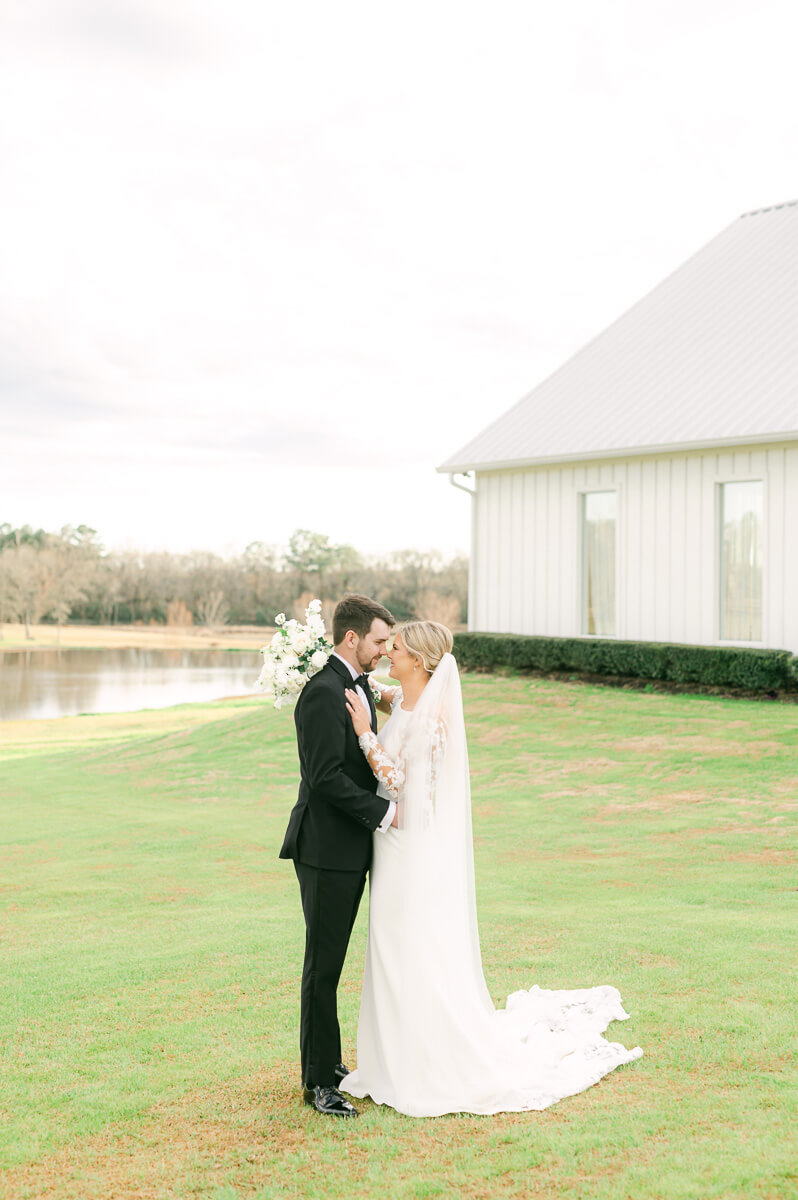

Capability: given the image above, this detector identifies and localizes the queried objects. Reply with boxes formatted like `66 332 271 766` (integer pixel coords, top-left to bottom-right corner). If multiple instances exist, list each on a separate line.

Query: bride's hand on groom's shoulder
345 689 371 736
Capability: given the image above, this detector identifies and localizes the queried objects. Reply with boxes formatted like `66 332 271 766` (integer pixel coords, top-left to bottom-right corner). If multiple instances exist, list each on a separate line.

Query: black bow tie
353 674 371 693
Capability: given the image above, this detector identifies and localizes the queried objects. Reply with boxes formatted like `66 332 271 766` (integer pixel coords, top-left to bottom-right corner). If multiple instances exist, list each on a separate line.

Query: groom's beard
357 650 383 672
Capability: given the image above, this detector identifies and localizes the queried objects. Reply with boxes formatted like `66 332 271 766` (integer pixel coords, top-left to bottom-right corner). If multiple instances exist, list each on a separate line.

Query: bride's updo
399 620 454 673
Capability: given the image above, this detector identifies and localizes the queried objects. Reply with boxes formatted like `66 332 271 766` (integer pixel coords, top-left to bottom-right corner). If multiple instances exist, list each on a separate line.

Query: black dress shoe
303 1085 359 1117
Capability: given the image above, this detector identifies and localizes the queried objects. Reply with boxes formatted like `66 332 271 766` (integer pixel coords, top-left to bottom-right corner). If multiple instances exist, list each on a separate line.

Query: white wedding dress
342 655 642 1118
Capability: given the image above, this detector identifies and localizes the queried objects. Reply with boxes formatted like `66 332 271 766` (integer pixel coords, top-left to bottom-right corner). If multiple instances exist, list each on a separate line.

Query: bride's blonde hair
399 620 453 673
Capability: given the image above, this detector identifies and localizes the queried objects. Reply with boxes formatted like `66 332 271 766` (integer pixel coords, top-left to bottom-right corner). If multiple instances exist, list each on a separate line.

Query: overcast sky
1 0 796 560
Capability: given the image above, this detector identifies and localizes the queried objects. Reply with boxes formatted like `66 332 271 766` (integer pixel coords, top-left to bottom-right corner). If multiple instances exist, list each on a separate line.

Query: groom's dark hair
333 594 395 645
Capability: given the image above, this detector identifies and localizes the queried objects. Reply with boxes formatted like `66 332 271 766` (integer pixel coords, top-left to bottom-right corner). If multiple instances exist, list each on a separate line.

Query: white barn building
440 202 798 654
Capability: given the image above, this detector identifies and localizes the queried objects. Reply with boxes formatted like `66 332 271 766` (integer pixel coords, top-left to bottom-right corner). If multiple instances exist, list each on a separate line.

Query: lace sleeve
370 676 402 711
357 731 405 800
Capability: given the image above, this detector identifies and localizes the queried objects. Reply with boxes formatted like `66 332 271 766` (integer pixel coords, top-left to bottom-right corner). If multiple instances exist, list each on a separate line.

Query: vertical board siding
490 474 503 630
655 458 672 639
698 454 716 644
767 447 785 649
534 471 549 633
472 441 797 651
521 471 535 634
473 476 491 629
546 470 559 634
669 457 687 642
560 468 577 638
683 455 702 642
625 459 642 639
639 459 657 638
782 445 798 653
494 475 506 633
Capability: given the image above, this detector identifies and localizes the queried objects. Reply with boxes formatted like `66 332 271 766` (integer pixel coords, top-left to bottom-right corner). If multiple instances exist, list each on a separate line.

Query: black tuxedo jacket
279 655 391 871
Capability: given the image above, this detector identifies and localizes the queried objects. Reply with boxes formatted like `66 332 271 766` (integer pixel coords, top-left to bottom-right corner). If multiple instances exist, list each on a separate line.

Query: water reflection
0 648 264 721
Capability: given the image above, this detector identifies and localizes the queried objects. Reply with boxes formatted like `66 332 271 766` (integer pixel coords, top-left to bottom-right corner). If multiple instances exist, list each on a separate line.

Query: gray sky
1 0 796 559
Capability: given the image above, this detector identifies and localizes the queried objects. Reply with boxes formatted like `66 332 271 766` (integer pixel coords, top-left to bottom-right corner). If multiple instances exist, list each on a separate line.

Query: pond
0 648 265 721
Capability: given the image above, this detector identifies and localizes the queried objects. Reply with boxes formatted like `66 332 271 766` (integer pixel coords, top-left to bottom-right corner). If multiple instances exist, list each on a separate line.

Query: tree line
0 525 467 636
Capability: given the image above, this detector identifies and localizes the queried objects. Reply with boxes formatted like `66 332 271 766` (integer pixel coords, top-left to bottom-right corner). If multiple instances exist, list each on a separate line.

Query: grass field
0 676 795 1199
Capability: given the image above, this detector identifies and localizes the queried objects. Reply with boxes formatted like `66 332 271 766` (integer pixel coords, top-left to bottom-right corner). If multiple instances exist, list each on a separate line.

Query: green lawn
0 677 795 1199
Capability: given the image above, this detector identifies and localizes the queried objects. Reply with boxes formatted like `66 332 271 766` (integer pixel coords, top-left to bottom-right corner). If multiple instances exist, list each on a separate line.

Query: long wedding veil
391 653 495 1065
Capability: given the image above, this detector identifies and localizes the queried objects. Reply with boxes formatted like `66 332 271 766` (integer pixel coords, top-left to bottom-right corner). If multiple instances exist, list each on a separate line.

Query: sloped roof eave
439 203 798 474
436 429 798 474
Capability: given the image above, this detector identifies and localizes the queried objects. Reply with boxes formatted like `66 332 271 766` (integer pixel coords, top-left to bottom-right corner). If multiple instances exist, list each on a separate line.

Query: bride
341 619 642 1118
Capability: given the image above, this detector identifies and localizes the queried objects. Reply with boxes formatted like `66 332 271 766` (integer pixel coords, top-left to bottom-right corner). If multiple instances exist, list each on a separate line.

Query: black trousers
293 860 367 1088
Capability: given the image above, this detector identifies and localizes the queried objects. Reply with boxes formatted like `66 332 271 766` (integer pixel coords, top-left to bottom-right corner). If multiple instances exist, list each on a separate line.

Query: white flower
258 599 329 710
292 632 310 655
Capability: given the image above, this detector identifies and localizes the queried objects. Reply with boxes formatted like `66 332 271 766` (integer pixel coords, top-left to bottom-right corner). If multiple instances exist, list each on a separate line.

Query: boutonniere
369 680 382 707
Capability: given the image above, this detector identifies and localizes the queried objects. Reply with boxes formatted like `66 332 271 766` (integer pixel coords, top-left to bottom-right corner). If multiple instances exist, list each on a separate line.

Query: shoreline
0 623 271 652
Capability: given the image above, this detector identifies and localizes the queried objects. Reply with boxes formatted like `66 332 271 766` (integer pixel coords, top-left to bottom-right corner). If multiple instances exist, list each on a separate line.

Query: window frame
715 476 766 646
578 486 620 639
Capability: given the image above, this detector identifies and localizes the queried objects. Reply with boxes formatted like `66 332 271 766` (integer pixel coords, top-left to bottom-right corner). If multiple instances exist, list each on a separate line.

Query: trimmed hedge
452 632 798 693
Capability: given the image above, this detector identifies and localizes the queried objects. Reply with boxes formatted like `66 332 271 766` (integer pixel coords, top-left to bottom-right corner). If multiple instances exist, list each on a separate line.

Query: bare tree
0 553 22 637
6 543 51 637
415 589 463 628
0 523 469 630
196 589 230 628
166 599 194 626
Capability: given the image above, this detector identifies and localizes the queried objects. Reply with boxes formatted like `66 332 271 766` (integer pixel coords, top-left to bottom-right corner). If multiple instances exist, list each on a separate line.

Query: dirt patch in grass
613 735 691 752
0 1062 594 1200
556 757 618 773
614 735 788 757
503 846 605 863
500 753 620 785
2 1066 303 1200
769 778 798 800
476 727 524 746
592 791 713 818
627 950 679 968
724 848 797 866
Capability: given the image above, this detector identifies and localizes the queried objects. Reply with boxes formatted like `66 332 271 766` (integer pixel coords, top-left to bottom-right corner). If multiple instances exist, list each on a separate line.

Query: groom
280 593 396 1117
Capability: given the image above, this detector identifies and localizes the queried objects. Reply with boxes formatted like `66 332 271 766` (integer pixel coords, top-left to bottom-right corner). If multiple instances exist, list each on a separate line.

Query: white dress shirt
332 651 396 833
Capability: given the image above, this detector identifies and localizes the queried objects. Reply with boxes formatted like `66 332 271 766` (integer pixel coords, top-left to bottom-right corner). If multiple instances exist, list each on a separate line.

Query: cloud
0 339 117 434
24 0 206 63
1 0 797 557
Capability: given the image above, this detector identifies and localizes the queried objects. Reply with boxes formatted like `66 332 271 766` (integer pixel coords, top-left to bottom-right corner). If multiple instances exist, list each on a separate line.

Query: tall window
720 481 763 641
582 491 616 636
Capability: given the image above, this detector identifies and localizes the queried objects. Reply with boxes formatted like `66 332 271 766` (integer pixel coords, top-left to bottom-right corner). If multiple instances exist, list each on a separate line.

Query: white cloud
1 0 796 558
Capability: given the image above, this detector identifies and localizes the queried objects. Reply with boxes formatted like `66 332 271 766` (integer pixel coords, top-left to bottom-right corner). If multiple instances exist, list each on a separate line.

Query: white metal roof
439 202 798 472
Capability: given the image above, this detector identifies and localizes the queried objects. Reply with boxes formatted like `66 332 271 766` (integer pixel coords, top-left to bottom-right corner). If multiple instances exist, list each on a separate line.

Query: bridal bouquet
256 598 331 709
